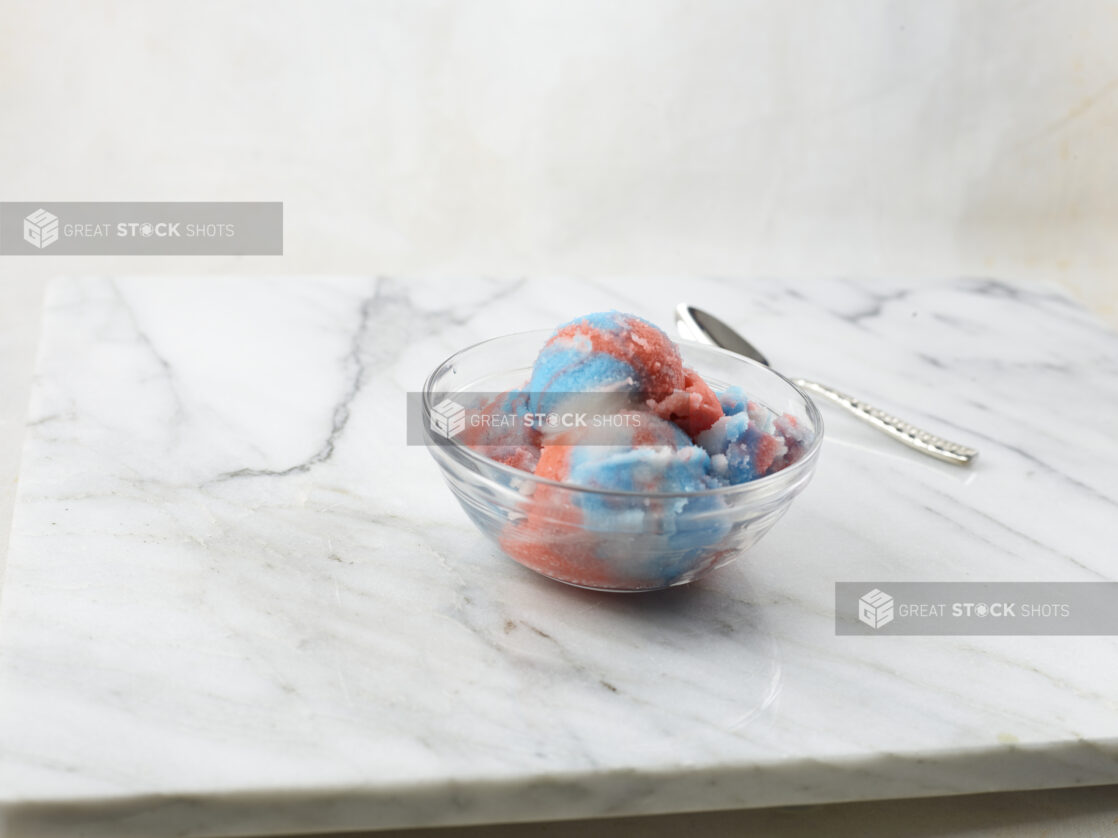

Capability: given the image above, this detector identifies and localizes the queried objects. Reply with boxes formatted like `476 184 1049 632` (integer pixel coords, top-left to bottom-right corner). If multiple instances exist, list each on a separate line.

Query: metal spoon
675 304 978 465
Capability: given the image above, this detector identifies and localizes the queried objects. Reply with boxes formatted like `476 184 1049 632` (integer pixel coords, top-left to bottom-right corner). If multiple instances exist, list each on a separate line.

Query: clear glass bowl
423 330 824 592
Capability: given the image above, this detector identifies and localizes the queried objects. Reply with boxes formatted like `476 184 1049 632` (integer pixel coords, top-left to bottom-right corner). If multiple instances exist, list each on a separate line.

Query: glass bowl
423 330 823 592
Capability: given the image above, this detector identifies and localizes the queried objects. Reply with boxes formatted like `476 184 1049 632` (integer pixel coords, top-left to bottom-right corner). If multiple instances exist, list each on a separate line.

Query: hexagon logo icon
24 208 59 249
858 588 894 629
430 398 466 439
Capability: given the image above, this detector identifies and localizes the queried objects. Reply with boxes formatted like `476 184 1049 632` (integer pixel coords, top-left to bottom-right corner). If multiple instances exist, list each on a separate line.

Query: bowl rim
422 328 824 499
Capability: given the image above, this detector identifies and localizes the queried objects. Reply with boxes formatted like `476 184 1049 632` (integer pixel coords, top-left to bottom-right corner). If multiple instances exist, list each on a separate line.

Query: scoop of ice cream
698 412 785 483
501 413 731 588
527 312 686 413
696 387 809 482
526 311 722 436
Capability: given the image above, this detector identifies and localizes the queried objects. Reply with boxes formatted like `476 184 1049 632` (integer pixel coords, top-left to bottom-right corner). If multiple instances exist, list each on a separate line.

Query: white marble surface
1 276 1118 838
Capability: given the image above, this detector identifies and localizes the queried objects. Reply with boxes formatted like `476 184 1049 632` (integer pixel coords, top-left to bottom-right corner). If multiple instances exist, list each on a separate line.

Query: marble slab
1 276 1117 838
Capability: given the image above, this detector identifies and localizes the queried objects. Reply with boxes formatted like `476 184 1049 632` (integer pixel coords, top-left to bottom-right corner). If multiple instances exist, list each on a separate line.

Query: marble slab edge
4 739 1118 838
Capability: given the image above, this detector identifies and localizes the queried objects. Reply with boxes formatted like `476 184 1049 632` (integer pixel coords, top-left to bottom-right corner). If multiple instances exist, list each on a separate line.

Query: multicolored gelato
458 311 812 588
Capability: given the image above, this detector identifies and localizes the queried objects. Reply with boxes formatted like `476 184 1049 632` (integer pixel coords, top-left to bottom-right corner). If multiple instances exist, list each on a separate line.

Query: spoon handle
791 379 978 465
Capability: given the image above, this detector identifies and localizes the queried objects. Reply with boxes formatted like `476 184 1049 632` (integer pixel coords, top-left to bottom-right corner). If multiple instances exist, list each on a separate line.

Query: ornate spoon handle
792 379 979 465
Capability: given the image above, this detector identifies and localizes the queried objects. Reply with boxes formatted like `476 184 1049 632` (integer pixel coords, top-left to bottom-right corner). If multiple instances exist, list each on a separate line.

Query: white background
1 1 1116 320
2 1 1117 835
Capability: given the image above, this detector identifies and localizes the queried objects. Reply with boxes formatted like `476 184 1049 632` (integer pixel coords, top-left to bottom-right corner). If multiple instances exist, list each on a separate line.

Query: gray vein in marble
214 291 376 482
108 277 186 425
